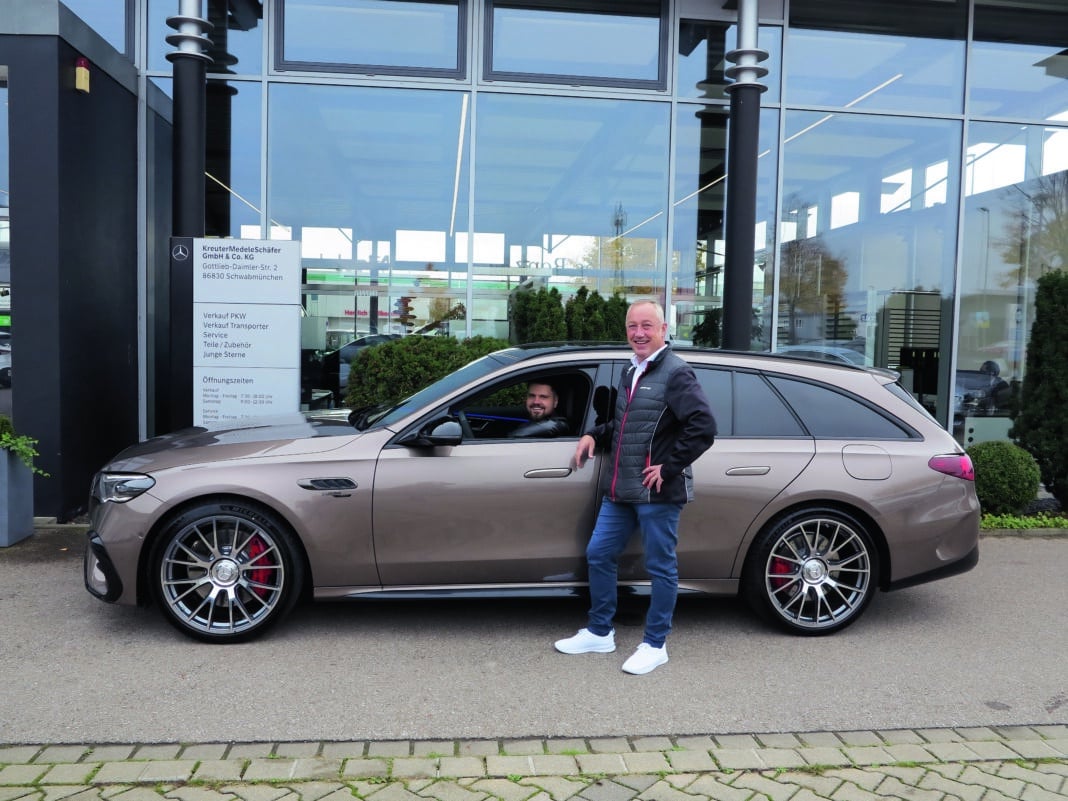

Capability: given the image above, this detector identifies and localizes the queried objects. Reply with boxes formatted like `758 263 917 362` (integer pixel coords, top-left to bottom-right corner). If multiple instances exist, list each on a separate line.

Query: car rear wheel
742 508 878 635
150 501 303 643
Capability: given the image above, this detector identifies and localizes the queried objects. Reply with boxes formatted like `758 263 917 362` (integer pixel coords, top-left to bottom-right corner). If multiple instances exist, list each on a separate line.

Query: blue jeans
585 498 684 648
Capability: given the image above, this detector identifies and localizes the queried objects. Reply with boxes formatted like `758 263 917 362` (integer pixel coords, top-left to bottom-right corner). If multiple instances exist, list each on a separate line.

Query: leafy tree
1012 269 1068 508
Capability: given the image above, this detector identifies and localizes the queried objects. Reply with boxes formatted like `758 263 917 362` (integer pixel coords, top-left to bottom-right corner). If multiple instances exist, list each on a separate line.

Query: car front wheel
743 508 878 635
150 501 303 643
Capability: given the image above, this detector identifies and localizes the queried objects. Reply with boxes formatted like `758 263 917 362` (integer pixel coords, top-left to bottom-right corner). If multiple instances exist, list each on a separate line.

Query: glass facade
59 0 1068 444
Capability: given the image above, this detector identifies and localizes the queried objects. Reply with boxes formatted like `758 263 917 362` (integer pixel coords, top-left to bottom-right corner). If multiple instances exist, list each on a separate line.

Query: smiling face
525 382 558 420
625 301 668 361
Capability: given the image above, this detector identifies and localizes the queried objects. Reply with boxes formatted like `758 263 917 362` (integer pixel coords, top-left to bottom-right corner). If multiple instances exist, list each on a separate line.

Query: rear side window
767 376 911 439
735 372 807 437
694 367 732 435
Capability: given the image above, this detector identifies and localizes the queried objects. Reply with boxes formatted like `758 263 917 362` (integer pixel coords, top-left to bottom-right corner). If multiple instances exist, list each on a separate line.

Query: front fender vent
297 478 358 491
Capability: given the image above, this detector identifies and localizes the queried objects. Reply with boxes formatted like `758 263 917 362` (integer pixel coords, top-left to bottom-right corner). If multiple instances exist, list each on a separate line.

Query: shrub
344 335 509 408
0 413 47 475
966 440 1041 515
1013 269 1068 509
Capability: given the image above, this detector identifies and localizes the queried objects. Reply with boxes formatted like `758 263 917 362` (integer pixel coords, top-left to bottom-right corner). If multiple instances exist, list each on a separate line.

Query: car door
370 363 613 587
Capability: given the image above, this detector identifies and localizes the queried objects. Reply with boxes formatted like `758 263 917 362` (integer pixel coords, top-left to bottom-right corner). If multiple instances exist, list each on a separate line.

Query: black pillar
721 0 768 351
165 8 212 431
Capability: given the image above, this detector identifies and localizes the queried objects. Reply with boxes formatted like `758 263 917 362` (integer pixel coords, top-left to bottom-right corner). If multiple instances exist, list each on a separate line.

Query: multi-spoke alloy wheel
743 508 878 635
151 502 302 643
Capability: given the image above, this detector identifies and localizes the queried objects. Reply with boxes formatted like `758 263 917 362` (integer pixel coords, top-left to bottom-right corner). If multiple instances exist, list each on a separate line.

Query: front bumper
83 532 124 603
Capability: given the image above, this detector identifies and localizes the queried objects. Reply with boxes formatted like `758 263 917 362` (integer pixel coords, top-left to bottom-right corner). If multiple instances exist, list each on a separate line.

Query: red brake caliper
770 556 792 590
246 536 270 598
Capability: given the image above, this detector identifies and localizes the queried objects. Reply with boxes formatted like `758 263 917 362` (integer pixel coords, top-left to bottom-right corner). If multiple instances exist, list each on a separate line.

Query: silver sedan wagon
84 345 979 643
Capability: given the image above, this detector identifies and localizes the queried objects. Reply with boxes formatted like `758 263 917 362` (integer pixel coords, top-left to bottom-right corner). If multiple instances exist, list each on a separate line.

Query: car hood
103 409 360 473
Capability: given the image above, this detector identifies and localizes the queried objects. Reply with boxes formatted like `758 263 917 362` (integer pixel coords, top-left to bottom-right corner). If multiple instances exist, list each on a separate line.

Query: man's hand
572 435 596 469
642 463 664 492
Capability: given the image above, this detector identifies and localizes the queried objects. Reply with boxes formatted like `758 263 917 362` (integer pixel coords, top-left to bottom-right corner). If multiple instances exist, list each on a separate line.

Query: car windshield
350 352 509 431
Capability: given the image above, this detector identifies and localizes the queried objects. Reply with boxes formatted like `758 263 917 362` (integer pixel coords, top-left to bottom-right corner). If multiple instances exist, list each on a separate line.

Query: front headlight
92 472 156 503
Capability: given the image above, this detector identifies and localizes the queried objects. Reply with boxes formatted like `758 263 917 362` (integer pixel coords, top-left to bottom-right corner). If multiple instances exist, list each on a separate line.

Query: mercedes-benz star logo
171 243 190 261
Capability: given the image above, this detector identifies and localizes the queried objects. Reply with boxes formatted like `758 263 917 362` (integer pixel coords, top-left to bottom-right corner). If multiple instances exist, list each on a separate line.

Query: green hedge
967 440 1041 515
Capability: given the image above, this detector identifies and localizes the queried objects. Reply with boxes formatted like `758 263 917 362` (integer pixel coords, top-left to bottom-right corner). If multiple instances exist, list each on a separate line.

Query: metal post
721 0 767 350
166 1 213 237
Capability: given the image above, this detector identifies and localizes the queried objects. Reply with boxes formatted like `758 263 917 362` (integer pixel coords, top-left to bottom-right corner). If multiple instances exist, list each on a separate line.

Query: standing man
555 299 716 674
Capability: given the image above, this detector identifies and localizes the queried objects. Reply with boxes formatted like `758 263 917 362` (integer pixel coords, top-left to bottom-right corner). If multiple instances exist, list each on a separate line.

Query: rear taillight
929 453 975 481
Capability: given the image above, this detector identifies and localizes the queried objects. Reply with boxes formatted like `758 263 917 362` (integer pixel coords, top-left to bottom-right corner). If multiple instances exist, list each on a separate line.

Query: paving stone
917 769 987 801
225 745 276 760
108 789 171 801
994 726 1042 740
628 739 671 754
1007 740 1064 760
882 744 938 763
137 762 196 783
573 778 637 801
0 789 40 801
669 737 713 752
130 747 182 762
585 742 629 756
996 761 1066 793
875 729 925 745
457 743 499 758
920 742 977 762
836 731 883 747
680 774 753 801
821 767 884 792
389 759 438 780
321 745 367 760
360 783 425 801
796 732 842 748
44 790 104 801
611 776 657 793
164 787 239 801
274 743 321 759
664 751 716 773
243 760 299 781
872 775 945 801
40 766 97 786
83 751 132 764
709 749 763 771
618 754 668 775
957 764 1027 797
516 775 589 801
710 735 758 750
730 772 798 801
339 759 389 780
485 757 532 779
368 743 412 759
412 742 455 758
751 748 805 769
89 764 147 785
502 743 543 758
630 779 698 801
754 733 802 749
915 729 964 743
216 786 290 801
529 758 578 778
35 750 90 766
0 765 48 785
795 747 851 767
436 758 486 779
773 770 843 797
412 778 484 801
1041 738 1068 757
0 748 41 766
843 746 896 766
466 778 538 801
191 761 244 782
573 755 625 776
544 742 586 757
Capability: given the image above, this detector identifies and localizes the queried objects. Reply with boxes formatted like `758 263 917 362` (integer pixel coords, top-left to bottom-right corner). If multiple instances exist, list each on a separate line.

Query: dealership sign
192 239 301 426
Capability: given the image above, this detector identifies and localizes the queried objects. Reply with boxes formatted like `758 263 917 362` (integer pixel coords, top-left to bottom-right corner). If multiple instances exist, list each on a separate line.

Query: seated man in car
510 381 570 438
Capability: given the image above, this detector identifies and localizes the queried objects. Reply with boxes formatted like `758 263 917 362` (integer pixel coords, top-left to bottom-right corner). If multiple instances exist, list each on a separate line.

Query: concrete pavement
5 522 1067 799
1 726 1067 800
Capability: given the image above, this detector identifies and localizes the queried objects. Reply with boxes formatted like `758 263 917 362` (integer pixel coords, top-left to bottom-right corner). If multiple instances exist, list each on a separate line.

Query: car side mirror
401 418 463 448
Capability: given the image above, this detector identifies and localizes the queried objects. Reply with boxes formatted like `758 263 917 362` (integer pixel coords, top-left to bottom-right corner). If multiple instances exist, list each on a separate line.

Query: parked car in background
0 335 11 387
953 360 1012 429
84 345 979 644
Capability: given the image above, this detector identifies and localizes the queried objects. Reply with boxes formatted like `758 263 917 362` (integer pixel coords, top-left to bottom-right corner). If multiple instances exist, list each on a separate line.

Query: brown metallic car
84 345 979 643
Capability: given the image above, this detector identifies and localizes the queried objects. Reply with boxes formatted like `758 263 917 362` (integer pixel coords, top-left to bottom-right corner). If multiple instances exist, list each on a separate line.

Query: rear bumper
885 542 979 591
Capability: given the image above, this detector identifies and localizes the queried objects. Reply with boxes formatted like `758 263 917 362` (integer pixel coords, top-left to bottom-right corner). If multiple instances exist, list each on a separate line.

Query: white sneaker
622 643 668 674
554 628 616 654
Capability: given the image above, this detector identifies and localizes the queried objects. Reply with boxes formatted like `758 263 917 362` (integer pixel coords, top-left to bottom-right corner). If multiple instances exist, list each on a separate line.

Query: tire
150 501 304 643
742 507 878 636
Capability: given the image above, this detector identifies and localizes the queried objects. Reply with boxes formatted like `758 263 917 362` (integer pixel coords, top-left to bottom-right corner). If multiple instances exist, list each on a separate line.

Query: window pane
786 1 965 114
694 367 732 435
971 0 1068 122
768 376 909 439
268 84 469 350
673 106 777 350
206 81 262 239
734 373 805 437
63 0 128 56
677 21 780 102
281 0 462 75
472 93 669 338
777 112 963 428
488 1 664 86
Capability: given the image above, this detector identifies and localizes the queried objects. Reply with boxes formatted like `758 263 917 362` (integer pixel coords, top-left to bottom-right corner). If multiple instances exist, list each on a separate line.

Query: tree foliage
344 335 509 408
511 285 628 344
1012 269 1068 507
